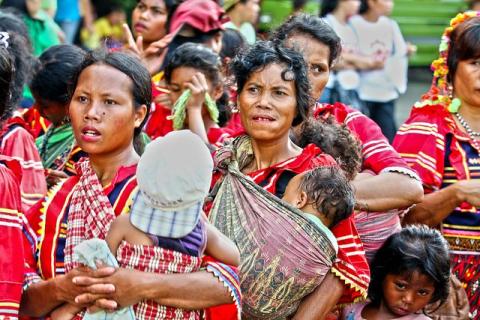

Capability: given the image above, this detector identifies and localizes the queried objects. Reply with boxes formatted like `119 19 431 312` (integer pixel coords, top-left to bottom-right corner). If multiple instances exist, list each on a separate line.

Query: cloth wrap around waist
208 136 337 320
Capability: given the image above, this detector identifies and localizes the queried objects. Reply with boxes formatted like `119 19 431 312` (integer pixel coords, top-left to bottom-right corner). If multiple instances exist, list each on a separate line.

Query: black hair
271 13 341 68
230 40 312 126
447 16 480 84
220 28 246 61
294 116 362 180
369 225 451 307
0 47 14 119
320 0 341 17
31 45 87 106
299 166 354 228
359 0 369 14
293 0 309 11
0 10 35 119
69 50 152 138
468 0 480 9
162 29 223 70
0 0 28 16
164 42 230 126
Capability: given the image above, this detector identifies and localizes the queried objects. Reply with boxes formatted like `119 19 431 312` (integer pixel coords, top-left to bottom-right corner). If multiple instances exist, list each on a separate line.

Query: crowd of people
0 0 479 319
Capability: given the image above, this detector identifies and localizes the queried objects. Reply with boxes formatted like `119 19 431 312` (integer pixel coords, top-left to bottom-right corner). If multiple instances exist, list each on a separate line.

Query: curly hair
294 117 362 180
271 14 342 68
299 166 355 228
230 40 312 126
0 10 35 120
369 225 451 308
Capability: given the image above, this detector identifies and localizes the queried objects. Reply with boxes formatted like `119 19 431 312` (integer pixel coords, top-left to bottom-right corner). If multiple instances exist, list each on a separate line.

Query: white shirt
350 15 408 102
324 14 360 90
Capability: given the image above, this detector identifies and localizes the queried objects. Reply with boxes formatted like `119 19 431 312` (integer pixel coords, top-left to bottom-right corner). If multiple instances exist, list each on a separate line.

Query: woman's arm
73 268 235 310
352 172 424 212
292 272 344 320
404 180 480 226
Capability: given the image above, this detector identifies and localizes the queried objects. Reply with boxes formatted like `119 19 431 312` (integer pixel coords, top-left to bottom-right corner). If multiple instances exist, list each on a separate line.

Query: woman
272 14 423 316
0 11 47 211
393 11 480 317
319 0 382 111
21 50 240 318
31 45 88 187
0 45 24 320
208 40 340 319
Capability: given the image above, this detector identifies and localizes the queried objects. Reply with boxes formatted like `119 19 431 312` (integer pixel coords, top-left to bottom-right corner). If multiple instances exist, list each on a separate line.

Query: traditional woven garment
117 241 202 320
64 159 116 271
0 157 24 318
209 136 337 320
0 118 47 211
36 123 85 175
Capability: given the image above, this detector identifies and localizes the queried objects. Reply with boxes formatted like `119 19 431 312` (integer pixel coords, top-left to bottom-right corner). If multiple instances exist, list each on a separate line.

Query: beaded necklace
454 112 480 150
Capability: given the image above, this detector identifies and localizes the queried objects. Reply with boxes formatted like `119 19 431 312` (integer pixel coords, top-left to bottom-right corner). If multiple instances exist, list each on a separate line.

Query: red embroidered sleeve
393 105 448 191
0 159 24 317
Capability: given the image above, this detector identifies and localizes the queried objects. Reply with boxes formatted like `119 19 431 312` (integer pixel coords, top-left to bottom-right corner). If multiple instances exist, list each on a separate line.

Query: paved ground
395 67 432 126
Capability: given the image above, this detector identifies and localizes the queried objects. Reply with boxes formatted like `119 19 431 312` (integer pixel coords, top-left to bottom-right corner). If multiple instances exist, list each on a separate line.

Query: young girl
343 225 451 320
164 42 232 145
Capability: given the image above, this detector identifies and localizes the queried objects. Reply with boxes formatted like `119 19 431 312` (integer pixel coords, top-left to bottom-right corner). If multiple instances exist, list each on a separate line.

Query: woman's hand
454 180 480 207
185 72 209 112
122 24 174 75
73 267 145 310
57 266 116 304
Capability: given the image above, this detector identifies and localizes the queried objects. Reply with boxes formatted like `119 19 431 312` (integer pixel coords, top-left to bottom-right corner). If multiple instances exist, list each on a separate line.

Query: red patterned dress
23 162 241 319
314 102 420 300
0 118 47 211
0 157 24 319
393 104 480 317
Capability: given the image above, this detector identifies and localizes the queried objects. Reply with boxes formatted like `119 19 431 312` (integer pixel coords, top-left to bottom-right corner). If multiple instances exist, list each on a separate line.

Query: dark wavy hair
0 10 35 119
369 225 451 308
0 47 14 119
69 50 152 138
31 45 87 107
230 40 312 126
299 166 355 228
271 14 341 68
447 16 480 84
294 116 362 180
164 43 230 126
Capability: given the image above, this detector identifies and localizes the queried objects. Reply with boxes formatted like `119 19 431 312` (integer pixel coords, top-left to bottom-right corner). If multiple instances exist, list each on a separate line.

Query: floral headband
0 32 9 49
415 11 480 111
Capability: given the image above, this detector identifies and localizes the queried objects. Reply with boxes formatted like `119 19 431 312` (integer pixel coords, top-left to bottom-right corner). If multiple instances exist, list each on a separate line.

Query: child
342 225 451 320
81 5 126 49
350 0 409 142
282 165 355 230
161 43 232 145
53 130 240 320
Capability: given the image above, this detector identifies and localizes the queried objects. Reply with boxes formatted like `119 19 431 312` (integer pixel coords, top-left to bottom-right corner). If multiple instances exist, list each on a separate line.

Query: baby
52 130 240 320
282 166 355 229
